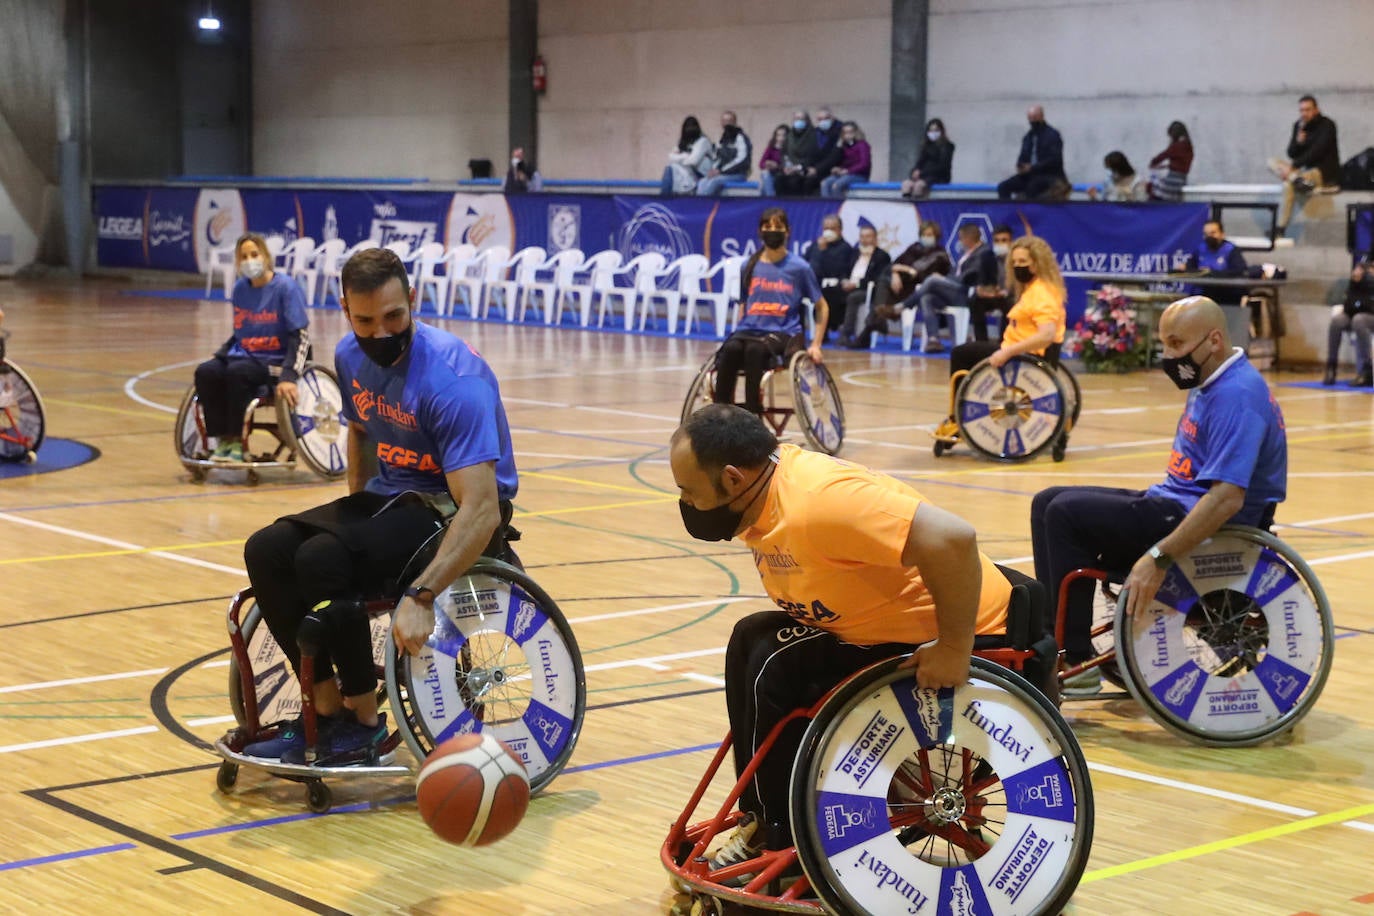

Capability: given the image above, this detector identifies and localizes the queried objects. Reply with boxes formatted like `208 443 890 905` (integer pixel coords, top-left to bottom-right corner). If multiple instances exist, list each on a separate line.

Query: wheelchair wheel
1053 363 1081 431
174 385 208 467
955 356 1068 462
681 356 715 425
792 656 1093 916
0 360 46 461
1090 580 1127 691
228 601 393 728
1115 526 1334 746
386 557 586 794
277 364 347 480
790 351 844 456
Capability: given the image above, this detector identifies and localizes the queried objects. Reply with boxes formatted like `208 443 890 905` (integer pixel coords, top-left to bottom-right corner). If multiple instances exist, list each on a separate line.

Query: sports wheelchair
933 352 1080 463
682 348 845 456
213 524 586 812
0 331 45 463
663 580 1094 916
175 362 347 484
1057 525 1334 747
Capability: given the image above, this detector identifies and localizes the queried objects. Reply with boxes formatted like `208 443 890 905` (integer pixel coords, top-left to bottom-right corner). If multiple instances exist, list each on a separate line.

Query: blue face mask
818 118 834 131
793 119 807 132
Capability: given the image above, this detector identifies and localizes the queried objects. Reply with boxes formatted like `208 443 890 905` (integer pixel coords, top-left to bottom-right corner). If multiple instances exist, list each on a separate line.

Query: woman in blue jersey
194 233 310 463
713 208 826 416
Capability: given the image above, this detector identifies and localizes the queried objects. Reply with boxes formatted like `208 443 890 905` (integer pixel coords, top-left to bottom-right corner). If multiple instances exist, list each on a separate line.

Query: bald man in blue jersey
241 248 520 764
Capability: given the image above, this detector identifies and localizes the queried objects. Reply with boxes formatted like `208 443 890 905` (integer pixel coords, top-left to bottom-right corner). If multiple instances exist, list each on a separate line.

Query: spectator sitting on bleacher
996 105 1068 201
1324 257 1374 387
847 221 952 350
901 118 955 200
774 111 818 196
806 213 855 332
758 125 788 197
912 223 1000 352
1147 121 1193 202
820 122 872 198
1177 220 1248 306
1268 95 1341 236
660 116 715 197
1087 151 1147 201
697 111 753 197
504 147 541 193
801 107 844 196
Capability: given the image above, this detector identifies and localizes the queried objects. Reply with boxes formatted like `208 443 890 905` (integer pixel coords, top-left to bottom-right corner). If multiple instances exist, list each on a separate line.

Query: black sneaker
1291 176 1316 194
282 712 387 765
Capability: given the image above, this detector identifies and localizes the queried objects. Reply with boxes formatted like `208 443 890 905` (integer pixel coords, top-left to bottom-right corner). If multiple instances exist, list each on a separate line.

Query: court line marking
0 539 243 567
0 726 158 755
0 668 168 695
123 359 198 413
1088 761 1314 817
566 597 755 625
42 397 171 420
1079 802 1374 884
0 512 244 577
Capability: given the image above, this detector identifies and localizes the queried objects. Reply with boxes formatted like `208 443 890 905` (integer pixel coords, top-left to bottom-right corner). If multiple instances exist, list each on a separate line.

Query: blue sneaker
282 712 388 766
241 715 310 760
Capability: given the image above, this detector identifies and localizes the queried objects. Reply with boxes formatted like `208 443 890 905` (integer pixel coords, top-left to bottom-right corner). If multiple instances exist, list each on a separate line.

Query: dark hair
739 207 791 298
925 118 946 137
674 404 778 475
957 223 983 240
1299 94 1318 107
758 207 789 231
1103 150 1135 177
1204 219 1224 232
1167 120 1190 142
992 224 1013 238
678 116 703 152
341 247 411 299
770 124 788 147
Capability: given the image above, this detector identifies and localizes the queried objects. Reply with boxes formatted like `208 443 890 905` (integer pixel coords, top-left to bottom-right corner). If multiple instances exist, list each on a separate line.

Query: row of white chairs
204 237 748 338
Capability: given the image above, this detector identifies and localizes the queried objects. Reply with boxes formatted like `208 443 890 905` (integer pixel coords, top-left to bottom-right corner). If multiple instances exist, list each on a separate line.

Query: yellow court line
514 495 679 519
0 539 243 567
522 470 667 497
42 397 172 420
1080 802 1374 884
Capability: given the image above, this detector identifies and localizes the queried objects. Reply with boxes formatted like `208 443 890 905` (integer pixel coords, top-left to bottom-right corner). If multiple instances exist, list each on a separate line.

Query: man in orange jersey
669 403 1025 870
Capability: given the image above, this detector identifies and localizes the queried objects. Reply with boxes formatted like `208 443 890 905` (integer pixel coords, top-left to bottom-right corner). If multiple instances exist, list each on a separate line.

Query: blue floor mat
0 438 101 478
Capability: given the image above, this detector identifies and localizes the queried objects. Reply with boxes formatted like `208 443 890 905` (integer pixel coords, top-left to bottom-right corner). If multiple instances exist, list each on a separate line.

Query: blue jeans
696 175 730 196
916 273 968 341
759 171 777 197
659 166 676 196
820 174 859 198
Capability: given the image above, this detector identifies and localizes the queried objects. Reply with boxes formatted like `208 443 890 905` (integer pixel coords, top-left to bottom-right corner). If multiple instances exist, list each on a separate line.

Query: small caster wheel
932 440 947 458
216 761 238 793
1052 438 1067 463
189 467 207 483
306 779 332 813
691 894 724 916
246 469 260 486
23 450 37 464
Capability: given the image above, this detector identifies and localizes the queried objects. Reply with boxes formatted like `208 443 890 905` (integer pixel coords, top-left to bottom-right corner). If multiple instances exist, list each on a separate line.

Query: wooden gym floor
1 278 1372 915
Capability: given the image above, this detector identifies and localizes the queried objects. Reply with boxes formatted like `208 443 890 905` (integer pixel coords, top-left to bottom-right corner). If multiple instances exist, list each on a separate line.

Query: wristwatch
1148 544 1173 570
404 585 437 603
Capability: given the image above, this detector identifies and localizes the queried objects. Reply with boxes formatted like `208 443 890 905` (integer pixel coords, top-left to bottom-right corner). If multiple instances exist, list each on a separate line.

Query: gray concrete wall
927 0 1374 187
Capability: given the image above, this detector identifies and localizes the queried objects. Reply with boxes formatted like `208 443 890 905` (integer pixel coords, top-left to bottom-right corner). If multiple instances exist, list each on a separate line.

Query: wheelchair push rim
681 355 716 425
386 557 586 795
955 356 1068 462
278 364 348 479
1115 526 1335 747
0 359 45 460
790 351 844 456
791 656 1093 916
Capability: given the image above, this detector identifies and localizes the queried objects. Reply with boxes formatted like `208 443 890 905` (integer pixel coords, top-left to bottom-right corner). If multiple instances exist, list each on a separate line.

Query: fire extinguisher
532 54 547 94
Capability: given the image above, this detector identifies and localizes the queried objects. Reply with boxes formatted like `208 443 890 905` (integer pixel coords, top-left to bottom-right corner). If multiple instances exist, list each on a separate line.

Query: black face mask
355 322 414 367
1204 237 1222 251
1013 265 1034 284
760 230 786 251
679 463 774 542
1161 335 1211 389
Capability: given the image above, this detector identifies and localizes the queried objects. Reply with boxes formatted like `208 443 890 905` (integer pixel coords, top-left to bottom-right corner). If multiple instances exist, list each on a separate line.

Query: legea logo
98 216 143 240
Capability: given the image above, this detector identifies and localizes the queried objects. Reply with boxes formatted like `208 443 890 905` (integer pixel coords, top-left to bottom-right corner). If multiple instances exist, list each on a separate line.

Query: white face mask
822 229 839 242
927 130 941 142
920 235 937 247
239 257 265 280
512 158 521 168
993 243 1011 257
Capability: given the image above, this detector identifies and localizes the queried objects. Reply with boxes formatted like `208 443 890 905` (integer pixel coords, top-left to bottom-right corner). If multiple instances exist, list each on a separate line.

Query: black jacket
1287 114 1341 186
810 122 845 173
846 246 892 290
912 139 955 184
1017 123 1066 179
807 238 855 282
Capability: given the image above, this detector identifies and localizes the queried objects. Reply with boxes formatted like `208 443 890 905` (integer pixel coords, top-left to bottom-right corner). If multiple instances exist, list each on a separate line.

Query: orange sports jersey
738 445 1010 646
1005 279 1066 349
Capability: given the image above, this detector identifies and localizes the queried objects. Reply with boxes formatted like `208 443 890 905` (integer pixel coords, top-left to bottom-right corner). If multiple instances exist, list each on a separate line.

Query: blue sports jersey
336 322 519 500
1146 350 1286 525
736 253 823 335
226 273 308 364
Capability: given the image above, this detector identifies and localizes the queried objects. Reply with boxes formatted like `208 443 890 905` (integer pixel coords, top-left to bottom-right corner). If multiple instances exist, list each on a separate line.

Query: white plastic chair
558 250 622 327
600 252 667 330
484 247 546 322
321 239 377 305
296 239 345 305
916 304 971 352
522 249 585 324
685 255 745 338
439 244 478 316
461 246 511 319
265 235 287 267
281 237 315 281
204 245 237 299
410 242 449 314
638 254 709 334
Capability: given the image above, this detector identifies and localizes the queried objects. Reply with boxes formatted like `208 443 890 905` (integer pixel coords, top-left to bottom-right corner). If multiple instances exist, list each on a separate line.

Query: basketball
416 732 530 846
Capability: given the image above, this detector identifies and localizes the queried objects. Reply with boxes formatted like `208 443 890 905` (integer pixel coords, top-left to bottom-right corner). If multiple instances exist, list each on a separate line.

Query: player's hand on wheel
902 640 970 690
393 599 434 655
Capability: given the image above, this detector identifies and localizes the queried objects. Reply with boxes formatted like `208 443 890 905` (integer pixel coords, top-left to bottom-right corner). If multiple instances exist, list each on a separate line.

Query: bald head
1027 105 1045 124
1161 296 1229 348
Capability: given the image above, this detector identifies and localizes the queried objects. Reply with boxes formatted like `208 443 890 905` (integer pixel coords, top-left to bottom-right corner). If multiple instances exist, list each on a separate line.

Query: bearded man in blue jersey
241 248 520 764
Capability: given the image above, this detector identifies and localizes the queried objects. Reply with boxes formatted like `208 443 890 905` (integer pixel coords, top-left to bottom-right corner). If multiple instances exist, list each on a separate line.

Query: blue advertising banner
94 184 1206 323
1352 204 1373 258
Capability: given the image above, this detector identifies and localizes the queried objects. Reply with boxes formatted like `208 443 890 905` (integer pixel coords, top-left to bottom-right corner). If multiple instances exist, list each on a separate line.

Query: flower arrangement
1065 286 1149 372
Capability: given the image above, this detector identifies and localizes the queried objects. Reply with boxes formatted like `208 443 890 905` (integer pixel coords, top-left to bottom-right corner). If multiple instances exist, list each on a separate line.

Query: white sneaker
1061 667 1103 697
707 812 764 875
